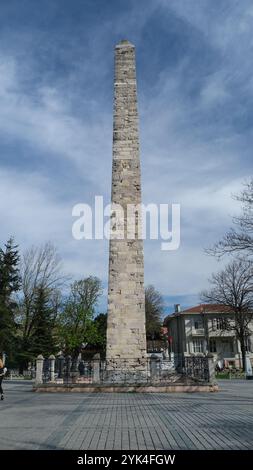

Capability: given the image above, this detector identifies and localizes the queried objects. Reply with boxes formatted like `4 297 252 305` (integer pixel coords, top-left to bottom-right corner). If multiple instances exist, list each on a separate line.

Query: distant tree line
0 239 164 370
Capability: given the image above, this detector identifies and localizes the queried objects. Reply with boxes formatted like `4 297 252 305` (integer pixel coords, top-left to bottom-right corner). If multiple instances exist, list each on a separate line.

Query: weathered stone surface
106 40 146 362
33 383 219 393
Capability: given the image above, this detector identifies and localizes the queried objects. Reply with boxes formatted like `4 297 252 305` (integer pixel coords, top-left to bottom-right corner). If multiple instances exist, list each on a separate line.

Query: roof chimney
174 304 181 313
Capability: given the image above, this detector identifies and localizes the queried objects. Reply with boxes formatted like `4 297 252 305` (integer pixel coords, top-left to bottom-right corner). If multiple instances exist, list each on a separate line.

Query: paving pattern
0 380 252 450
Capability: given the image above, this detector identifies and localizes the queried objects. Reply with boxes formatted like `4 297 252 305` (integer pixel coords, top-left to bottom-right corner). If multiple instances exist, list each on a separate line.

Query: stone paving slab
0 380 252 450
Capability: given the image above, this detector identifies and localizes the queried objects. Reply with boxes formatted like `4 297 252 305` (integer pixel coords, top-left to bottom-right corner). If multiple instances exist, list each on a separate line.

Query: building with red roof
163 304 253 369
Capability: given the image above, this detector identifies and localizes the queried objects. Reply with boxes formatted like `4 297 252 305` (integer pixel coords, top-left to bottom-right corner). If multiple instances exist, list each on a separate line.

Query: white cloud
0 55 112 194
200 72 230 107
0 167 109 287
0 1 251 307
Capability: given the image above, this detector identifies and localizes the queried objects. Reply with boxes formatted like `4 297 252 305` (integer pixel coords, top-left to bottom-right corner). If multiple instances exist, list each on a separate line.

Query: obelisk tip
115 39 135 49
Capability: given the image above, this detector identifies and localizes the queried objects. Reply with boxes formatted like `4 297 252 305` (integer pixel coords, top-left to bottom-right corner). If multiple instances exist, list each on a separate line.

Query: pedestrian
0 356 6 400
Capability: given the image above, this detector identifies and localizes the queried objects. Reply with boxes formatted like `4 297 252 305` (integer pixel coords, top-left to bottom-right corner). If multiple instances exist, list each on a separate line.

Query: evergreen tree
0 238 20 359
30 287 56 357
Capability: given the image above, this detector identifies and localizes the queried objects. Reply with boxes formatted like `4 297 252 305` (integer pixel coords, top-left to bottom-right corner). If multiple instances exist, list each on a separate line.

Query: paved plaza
0 380 252 450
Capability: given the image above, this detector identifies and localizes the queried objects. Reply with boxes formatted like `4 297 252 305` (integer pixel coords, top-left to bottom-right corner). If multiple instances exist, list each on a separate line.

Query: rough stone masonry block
106 40 146 364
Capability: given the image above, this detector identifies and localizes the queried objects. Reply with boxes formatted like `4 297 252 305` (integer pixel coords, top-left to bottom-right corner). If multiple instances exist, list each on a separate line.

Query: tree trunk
19 362 25 375
239 335 247 372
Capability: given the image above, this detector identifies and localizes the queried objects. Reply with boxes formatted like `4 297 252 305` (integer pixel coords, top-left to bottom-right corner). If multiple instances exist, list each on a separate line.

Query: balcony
209 329 235 338
191 328 205 336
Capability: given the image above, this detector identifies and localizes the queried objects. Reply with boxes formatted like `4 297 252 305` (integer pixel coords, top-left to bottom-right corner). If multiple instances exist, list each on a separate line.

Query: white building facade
164 304 253 369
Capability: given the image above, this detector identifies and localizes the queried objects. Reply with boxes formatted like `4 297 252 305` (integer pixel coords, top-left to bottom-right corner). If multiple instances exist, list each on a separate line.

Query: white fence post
93 354 101 383
35 355 44 385
49 355 55 382
207 354 215 383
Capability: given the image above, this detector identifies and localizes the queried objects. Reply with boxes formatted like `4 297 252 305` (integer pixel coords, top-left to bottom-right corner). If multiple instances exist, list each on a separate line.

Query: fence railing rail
38 354 213 385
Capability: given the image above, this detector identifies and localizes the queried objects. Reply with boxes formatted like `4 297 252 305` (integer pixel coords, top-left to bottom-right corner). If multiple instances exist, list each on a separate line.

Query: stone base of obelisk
103 358 149 384
34 382 218 393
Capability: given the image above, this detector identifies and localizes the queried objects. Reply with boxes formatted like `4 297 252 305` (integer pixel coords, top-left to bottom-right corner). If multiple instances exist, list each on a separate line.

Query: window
216 319 222 330
209 339 216 353
193 339 204 353
245 337 252 353
221 340 233 353
215 318 228 330
193 320 203 330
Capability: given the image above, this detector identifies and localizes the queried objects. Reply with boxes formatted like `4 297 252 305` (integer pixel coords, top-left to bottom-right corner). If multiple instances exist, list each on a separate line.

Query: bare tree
201 259 253 371
50 289 63 323
17 242 67 368
207 179 253 258
145 285 164 339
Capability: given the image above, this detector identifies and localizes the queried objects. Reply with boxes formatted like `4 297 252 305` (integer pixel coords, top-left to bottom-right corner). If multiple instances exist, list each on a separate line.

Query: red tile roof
181 304 231 314
163 304 231 324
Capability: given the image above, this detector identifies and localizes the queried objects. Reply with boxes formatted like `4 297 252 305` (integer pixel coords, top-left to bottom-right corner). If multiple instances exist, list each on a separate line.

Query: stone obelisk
106 40 146 364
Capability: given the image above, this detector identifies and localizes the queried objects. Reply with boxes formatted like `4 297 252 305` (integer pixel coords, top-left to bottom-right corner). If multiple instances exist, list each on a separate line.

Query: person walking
0 357 6 400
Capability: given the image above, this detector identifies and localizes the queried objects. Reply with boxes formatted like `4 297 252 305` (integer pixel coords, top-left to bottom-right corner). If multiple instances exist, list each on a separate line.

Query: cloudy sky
0 0 252 314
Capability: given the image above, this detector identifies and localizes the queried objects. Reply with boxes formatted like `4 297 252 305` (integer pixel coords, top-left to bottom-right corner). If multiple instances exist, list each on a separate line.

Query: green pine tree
30 287 57 358
0 238 20 360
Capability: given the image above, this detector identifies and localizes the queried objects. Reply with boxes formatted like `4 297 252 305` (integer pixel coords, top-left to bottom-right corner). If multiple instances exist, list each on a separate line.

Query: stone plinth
33 383 219 393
